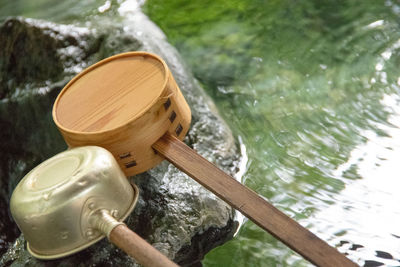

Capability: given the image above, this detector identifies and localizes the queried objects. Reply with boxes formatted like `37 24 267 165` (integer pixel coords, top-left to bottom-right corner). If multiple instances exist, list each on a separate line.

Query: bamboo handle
153 133 357 267
109 224 179 267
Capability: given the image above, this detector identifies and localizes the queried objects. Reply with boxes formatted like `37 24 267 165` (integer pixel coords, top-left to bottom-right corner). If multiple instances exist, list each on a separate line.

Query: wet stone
0 14 240 266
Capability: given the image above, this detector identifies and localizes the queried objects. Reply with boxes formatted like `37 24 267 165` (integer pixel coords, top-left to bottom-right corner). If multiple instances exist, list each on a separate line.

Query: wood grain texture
109 225 179 267
52 52 191 176
153 133 358 267
55 55 166 132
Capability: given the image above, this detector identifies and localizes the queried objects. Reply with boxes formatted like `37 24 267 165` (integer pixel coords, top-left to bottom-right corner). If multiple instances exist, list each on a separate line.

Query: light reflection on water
143 1 400 266
314 94 400 266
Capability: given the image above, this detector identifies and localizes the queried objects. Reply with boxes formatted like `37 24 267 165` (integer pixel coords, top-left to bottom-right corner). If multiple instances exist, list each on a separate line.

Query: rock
0 18 63 99
0 11 241 267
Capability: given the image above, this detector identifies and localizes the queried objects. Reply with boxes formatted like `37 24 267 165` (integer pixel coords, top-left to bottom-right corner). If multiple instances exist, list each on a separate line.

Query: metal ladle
10 146 177 267
52 51 356 267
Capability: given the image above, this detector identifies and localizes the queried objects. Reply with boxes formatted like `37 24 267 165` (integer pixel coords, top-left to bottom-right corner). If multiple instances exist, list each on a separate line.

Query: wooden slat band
153 133 357 267
109 224 179 267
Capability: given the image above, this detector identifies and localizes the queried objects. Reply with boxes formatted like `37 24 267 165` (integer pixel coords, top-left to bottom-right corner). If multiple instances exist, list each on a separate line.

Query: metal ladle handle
91 209 178 267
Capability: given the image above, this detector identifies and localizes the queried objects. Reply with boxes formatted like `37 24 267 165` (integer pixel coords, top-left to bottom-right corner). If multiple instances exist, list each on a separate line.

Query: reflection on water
0 0 104 23
145 0 400 266
316 94 400 266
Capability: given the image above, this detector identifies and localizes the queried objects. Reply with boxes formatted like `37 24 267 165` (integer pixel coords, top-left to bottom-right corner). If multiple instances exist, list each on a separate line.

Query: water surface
145 1 400 266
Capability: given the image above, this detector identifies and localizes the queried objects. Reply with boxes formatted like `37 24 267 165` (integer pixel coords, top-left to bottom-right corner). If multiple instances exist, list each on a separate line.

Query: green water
145 1 400 266
2 0 400 266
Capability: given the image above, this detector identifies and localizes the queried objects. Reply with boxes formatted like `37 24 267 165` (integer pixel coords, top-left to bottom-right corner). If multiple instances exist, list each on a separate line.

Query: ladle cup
52 51 356 267
10 146 177 267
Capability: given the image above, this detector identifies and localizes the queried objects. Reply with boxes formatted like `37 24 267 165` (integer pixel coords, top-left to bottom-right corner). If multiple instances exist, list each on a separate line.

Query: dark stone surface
0 13 241 267
0 18 63 99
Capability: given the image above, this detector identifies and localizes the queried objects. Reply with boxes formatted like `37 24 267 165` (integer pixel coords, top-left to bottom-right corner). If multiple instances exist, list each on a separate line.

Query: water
144 1 400 266
2 0 400 266
0 0 103 23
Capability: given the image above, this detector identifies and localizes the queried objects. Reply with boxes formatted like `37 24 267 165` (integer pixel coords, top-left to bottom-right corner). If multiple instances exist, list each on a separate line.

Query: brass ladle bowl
10 146 177 267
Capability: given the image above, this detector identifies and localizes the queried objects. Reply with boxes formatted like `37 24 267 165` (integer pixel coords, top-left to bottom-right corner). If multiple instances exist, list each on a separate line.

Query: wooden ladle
52 51 356 267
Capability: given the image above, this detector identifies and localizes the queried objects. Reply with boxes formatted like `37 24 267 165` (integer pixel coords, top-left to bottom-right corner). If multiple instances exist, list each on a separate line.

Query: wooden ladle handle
153 133 357 267
91 210 178 267
109 224 179 267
